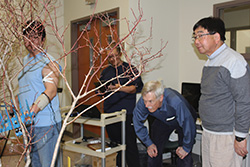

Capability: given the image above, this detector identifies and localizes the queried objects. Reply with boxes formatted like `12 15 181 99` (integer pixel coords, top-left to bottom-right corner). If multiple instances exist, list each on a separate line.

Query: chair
162 140 179 166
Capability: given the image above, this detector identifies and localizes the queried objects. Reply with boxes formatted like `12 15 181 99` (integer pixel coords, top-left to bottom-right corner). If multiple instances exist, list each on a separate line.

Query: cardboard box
1 155 25 166
92 153 117 167
62 149 82 167
0 137 23 156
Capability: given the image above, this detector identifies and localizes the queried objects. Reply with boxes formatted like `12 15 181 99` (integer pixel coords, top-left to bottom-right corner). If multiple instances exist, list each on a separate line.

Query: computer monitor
181 82 201 117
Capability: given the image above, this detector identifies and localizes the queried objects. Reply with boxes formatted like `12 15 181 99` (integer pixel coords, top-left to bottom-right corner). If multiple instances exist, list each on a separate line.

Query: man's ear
159 94 164 103
214 32 221 43
41 38 45 47
118 52 122 57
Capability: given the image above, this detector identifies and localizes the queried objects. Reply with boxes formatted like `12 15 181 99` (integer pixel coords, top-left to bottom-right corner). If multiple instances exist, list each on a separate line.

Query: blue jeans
28 122 62 167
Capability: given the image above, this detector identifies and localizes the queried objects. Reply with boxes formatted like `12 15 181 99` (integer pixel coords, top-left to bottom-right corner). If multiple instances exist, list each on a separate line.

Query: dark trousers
148 118 193 167
106 114 140 167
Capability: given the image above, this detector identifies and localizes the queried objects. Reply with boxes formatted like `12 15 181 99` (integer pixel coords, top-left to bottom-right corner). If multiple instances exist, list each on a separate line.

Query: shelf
63 137 125 158
62 109 126 167
66 109 126 127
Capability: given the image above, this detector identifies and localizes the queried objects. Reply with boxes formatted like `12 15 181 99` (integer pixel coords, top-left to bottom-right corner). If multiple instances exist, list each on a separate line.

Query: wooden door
77 18 101 107
76 12 118 136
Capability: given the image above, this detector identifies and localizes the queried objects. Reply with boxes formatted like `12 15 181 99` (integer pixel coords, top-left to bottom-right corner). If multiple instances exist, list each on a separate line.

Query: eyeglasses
192 32 216 42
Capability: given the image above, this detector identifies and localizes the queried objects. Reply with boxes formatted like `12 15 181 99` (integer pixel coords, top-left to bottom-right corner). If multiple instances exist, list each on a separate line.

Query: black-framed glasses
192 32 216 42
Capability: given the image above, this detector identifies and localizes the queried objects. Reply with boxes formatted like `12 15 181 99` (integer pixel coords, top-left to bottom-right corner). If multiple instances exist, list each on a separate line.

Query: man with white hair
133 80 196 167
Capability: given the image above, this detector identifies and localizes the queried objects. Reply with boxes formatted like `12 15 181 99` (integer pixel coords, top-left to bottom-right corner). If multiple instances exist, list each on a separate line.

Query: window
214 0 250 60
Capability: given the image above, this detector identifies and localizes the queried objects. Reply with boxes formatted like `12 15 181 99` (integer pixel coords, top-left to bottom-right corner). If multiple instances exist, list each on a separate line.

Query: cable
0 130 10 158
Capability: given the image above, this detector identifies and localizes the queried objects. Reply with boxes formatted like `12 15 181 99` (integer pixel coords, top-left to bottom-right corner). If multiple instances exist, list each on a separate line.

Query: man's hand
147 144 158 158
176 146 188 159
108 84 119 91
30 103 40 114
108 84 136 93
234 139 248 157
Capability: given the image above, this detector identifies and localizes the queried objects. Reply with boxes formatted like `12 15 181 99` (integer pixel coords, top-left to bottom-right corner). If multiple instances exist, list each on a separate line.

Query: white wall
45 1 64 59
63 0 130 106
179 0 230 84
129 0 180 89
39 0 65 107
62 0 232 106
129 0 230 91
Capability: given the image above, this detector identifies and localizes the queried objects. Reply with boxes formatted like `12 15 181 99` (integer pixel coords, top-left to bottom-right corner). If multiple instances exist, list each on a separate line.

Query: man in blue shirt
133 80 196 167
18 20 61 167
100 42 143 167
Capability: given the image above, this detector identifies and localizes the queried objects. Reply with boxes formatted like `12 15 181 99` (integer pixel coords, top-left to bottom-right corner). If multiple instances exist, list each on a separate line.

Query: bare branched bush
0 0 167 166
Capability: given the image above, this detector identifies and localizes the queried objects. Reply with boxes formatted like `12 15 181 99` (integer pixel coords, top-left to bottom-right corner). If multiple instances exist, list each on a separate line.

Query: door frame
70 8 119 138
71 8 120 97
213 0 250 60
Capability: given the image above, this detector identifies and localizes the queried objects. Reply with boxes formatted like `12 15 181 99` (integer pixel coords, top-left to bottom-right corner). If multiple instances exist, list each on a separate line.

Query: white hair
142 80 164 99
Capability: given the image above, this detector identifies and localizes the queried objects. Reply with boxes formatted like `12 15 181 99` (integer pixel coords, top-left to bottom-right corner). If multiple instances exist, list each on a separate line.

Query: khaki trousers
202 130 243 167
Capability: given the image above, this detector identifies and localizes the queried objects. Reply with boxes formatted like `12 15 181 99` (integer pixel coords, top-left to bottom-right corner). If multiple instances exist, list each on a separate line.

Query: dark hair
109 42 121 54
22 20 46 41
193 17 226 41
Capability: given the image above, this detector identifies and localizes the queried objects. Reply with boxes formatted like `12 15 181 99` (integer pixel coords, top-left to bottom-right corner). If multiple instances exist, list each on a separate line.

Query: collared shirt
133 88 196 153
207 43 227 60
100 62 143 115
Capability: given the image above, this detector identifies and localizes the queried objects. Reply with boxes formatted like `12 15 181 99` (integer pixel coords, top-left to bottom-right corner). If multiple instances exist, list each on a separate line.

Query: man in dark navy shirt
133 80 196 167
100 42 143 167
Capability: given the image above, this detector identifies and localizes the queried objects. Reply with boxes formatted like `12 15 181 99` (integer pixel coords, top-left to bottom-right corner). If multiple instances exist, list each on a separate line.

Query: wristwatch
235 136 245 142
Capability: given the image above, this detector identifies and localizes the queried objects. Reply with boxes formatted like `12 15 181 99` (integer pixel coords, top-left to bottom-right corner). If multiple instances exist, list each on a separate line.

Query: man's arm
175 99 197 159
232 79 250 157
232 72 250 139
133 100 158 158
108 68 143 94
30 62 60 114
108 84 136 93
176 103 196 154
133 98 153 147
229 63 250 157
15 95 19 109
